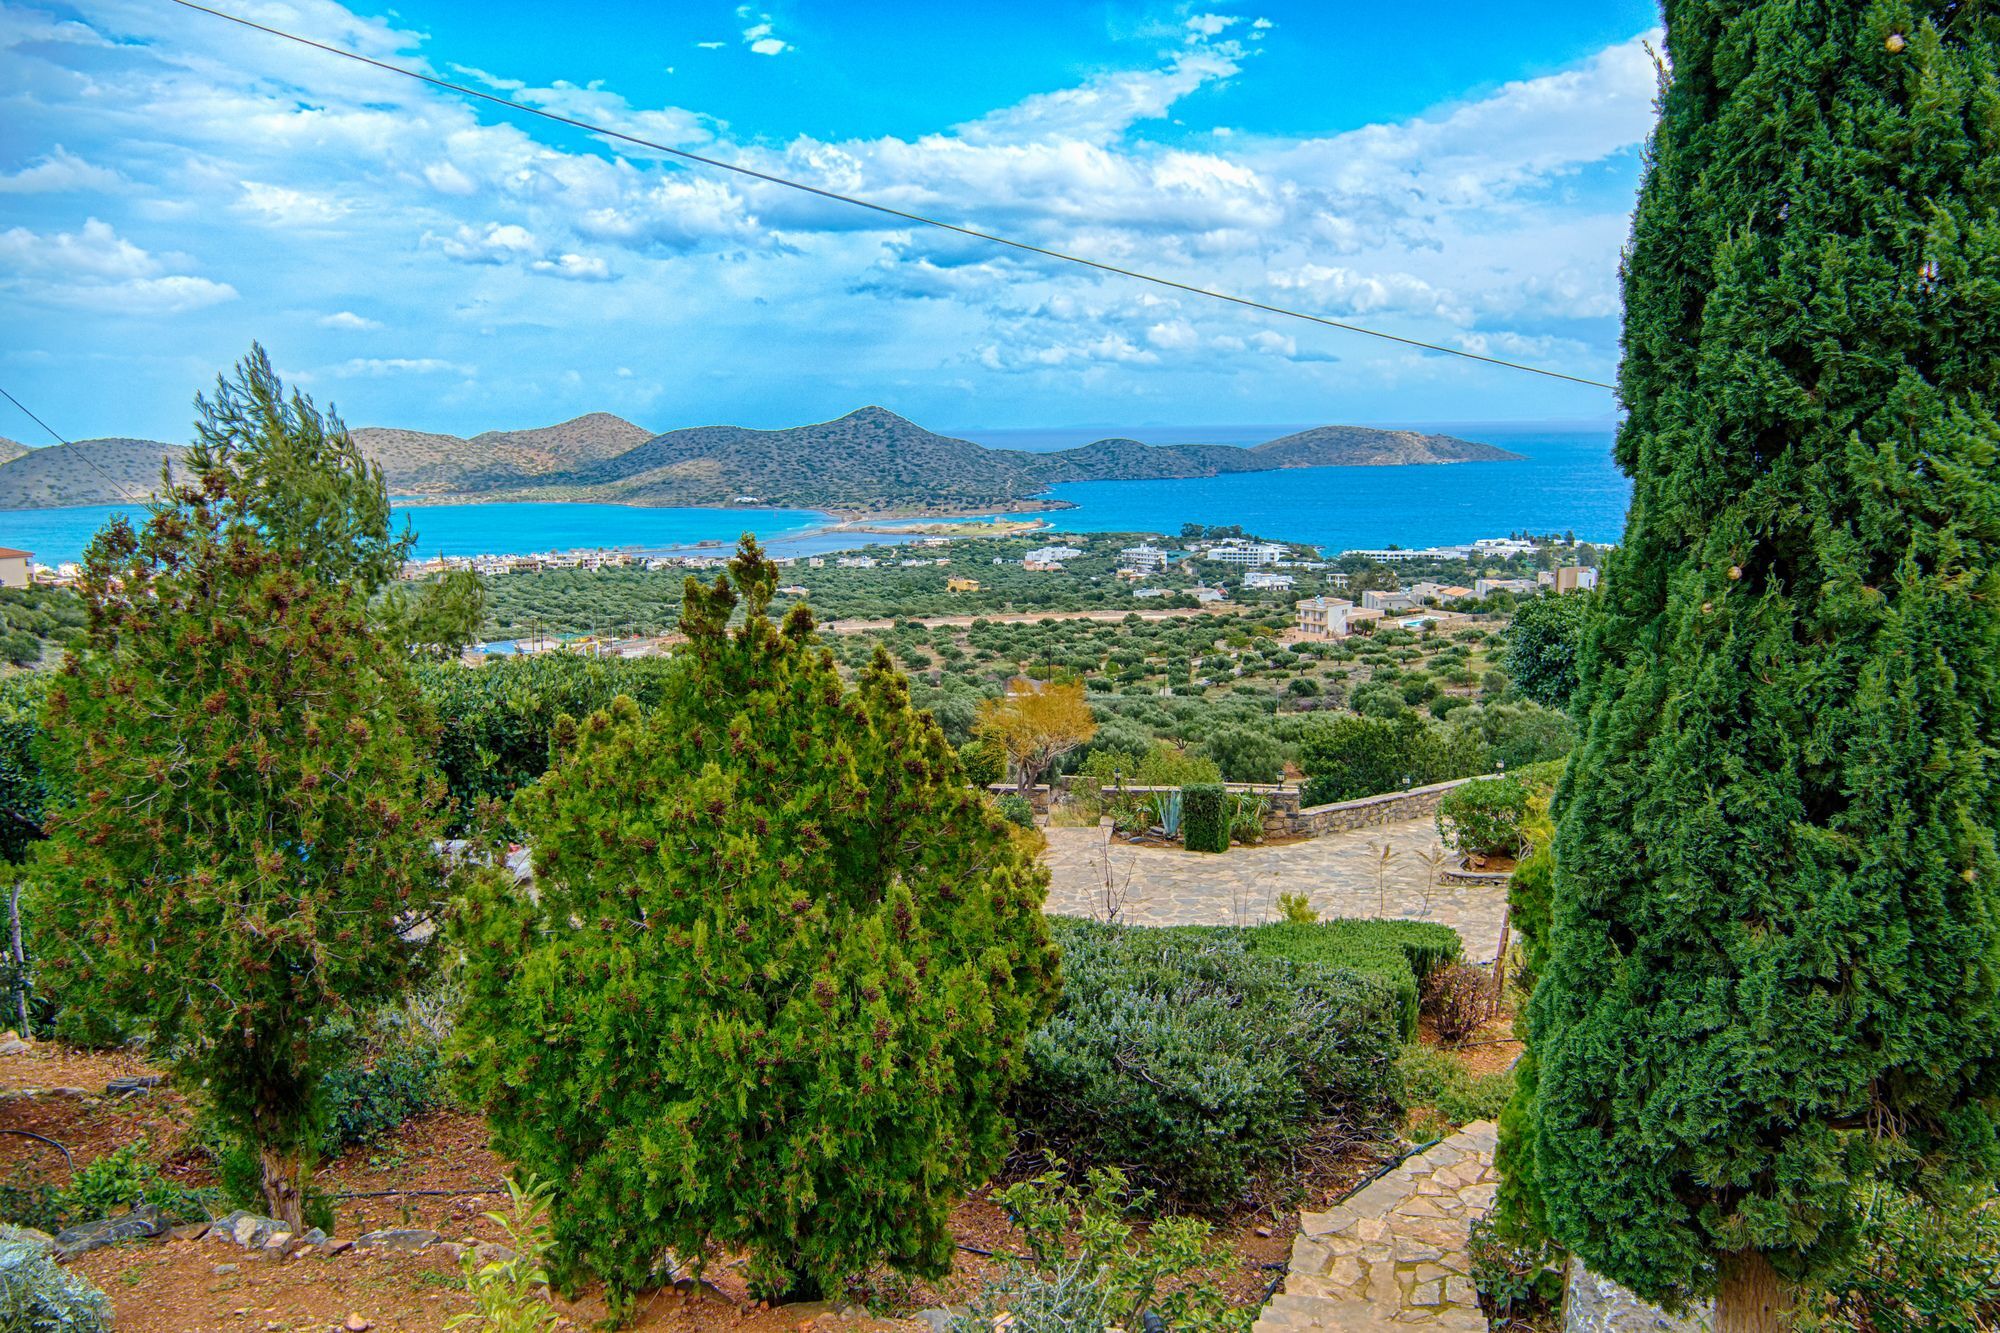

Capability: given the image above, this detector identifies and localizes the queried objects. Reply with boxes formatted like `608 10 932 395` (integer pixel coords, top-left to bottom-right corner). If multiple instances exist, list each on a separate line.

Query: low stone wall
1283 775 1493 839
1564 1263 1711 1332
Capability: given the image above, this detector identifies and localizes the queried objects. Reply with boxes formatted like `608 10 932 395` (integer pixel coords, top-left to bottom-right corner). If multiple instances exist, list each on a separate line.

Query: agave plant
1151 790 1183 838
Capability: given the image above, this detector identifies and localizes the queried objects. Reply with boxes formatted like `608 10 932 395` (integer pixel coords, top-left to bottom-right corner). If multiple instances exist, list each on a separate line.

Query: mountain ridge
0 406 1522 512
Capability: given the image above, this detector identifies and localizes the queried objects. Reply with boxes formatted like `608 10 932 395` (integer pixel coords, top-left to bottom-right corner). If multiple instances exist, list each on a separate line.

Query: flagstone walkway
1039 817 1507 956
1253 1121 1499 1333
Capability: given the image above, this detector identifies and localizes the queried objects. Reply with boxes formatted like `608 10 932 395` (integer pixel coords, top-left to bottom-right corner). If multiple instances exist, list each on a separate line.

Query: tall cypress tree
1524 4 2000 1327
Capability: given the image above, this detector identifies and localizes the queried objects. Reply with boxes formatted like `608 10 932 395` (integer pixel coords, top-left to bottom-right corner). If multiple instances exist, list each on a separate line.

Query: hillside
0 438 188 509
518 408 1522 511
0 407 1521 512
353 412 652 494
0 437 26 467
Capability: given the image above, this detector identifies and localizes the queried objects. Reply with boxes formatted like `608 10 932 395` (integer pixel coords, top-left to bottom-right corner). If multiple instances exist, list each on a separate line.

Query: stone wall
1283 776 1492 839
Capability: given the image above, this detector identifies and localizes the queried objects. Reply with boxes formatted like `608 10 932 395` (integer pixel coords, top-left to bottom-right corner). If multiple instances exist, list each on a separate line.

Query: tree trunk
1714 1250 1788 1333
259 1143 306 1231
8 881 26 1034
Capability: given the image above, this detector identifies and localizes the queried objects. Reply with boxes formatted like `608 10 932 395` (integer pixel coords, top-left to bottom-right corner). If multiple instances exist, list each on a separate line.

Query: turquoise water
0 500 834 567
0 428 1629 565
1035 428 1628 549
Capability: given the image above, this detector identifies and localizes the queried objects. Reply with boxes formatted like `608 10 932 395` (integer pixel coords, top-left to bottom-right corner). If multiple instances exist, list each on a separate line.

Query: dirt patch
4 1041 1397 1333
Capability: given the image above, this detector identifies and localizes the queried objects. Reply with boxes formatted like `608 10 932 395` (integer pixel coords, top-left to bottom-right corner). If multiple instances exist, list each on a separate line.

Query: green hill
0 407 1521 513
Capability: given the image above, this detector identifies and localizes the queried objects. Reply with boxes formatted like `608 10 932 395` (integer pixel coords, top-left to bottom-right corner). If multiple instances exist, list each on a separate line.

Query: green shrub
1793 1185 2000 1333
957 739 1006 788
10 1142 216 1233
455 542 1060 1308
1467 1216 1565 1328
1015 919 1403 1211
1240 920 1462 1041
997 794 1037 828
1434 777 1528 857
0 1239 112 1333
321 1042 447 1154
1275 892 1316 924
1181 783 1229 853
1395 1045 1514 1131
1227 793 1267 846
969 1163 1247 1333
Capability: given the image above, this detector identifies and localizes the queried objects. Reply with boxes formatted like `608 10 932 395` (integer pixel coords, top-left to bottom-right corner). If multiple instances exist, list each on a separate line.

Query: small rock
472 1240 516 1265
1254 1225 1273 1238
261 1231 295 1252
355 1227 439 1254
300 1227 328 1246
345 1316 374 1333
211 1262 239 1275
322 1238 354 1256
914 1309 957 1333
105 1074 166 1096
54 1205 170 1258
170 1221 211 1243
0 1224 54 1254
0 1032 29 1056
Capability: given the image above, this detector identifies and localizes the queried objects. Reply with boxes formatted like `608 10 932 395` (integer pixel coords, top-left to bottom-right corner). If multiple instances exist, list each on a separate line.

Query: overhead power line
0 386 152 506
164 0 1617 393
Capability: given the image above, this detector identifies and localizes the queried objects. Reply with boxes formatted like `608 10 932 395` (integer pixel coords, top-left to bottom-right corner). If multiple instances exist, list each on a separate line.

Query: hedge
1180 783 1229 853
1014 917 1417 1210
1235 919 1463 1041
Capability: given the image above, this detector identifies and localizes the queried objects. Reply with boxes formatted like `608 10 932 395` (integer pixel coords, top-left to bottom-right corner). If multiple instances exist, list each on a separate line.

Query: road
814 604 1245 635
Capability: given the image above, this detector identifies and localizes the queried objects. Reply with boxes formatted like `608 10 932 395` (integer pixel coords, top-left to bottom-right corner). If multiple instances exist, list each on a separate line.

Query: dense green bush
415 653 681 829
1180 783 1229 853
1015 919 1407 1210
1198 724 1286 783
1434 777 1529 857
1503 592 1590 710
1395 1045 1514 1133
0 1238 112 1333
997 794 1036 828
455 542 1059 1308
1299 713 1486 805
1240 919 1461 1041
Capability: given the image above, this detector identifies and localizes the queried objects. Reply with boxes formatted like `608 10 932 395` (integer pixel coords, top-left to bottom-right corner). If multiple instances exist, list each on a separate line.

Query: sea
0 425 1629 566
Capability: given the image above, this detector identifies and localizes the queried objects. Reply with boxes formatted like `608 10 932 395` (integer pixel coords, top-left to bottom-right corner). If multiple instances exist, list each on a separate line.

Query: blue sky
1 0 1661 444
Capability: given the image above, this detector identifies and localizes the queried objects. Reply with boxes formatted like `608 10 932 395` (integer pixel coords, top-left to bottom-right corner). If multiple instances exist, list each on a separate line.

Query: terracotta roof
0 548 31 559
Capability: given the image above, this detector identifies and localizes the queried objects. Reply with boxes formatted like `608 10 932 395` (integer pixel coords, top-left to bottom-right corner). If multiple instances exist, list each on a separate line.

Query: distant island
0 408 1522 515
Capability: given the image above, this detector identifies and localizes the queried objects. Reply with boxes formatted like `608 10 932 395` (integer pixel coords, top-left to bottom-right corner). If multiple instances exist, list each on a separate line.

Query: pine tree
1522 4 2000 1326
454 537 1060 1312
31 458 446 1228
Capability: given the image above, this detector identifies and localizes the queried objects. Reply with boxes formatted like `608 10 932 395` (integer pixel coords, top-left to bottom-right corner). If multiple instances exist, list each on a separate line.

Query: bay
1032 427 1629 550
0 500 835 567
0 427 1630 566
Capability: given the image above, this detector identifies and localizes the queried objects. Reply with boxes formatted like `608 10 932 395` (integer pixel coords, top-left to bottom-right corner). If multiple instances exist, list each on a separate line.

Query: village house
1243 570 1295 591
1117 542 1171 573
1473 577 1540 597
1361 589 1420 612
947 576 981 593
0 547 30 590
1553 565 1599 593
1294 595 1385 639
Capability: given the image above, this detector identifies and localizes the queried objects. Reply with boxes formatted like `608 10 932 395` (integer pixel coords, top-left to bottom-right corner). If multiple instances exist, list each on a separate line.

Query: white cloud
1186 14 1237 37
532 252 613 281
319 310 381 330
0 218 237 313
431 221 541 264
740 14 791 55
0 146 120 194
327 357 472 378
236 181 351 225
696 41 725 49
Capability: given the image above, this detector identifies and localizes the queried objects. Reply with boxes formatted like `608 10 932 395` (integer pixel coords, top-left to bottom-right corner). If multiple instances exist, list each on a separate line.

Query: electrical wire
0 386 152 506
162 0 1617 393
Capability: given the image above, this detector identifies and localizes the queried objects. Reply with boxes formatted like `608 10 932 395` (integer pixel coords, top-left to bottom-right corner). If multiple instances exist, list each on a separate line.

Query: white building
836 556 878 569
1473 577 1540 597
1022 545 1085 565
1118 543 1171 572
1202 539 1288 567
1243 570 1295 591
1361 590 1420 612
1339 545 1472 563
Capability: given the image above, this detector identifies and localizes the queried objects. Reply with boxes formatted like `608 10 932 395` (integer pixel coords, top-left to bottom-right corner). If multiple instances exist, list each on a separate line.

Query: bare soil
2 1040 1396 1333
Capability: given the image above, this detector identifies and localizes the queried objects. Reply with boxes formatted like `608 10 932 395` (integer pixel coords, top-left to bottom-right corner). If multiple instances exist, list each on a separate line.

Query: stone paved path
1253 1121 1499 1333
1040 817 1507 956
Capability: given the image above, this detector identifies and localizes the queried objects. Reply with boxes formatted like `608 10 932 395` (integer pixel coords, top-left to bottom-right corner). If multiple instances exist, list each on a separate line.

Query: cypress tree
454 537 1060 1312
1523 4 2000 1326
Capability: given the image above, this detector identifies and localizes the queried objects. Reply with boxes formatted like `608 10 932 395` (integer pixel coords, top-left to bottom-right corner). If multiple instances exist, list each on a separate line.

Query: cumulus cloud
431 221 541 264
319 310 382 330
1 0 1654 429
739 11 790 55
0 146 120 194
0 218 237 313
532 252 613 281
